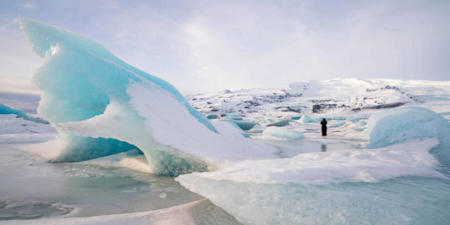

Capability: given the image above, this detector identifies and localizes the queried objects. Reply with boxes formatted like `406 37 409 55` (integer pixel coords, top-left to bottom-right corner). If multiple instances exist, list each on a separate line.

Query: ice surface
0 141 240 224
206 114 218 119
178 139 443 184
0 92 40 114
21 19 277 175
188 79 450 130
261 127 304 141
177 139 449 225
15 18 450 224
301 115 346 123
266 119 290 127
21 19 214 131
177 175 450 225
0 115 56 144
365 107 450 165
0 103 47 124
365 107 449 148
226 114 243 120
0 199 241 225
228 120 256 131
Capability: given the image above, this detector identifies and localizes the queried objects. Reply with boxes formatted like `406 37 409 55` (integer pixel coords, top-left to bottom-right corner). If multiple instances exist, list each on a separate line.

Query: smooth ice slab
177 139 449 225
178 139 443 184
261 127 304 141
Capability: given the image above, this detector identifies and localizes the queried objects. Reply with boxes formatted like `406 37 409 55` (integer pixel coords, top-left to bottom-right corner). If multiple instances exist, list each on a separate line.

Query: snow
188 78 450 131
177 139 443 185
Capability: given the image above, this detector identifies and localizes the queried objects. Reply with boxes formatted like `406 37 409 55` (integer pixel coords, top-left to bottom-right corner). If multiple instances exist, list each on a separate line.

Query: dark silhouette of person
320 118 327 136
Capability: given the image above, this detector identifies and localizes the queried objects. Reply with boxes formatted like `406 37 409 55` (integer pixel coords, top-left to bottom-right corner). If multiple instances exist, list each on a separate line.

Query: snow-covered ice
0 19 449 225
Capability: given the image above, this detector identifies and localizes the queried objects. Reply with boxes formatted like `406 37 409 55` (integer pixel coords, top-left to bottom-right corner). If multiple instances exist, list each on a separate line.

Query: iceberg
227 114 243 120
206 114 218 120
365 106 450 165
21 19 277 176
226 120 256 131
266 119 290 127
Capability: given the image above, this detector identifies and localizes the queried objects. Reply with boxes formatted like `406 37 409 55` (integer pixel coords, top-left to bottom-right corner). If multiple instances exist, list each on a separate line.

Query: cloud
0 0 449 94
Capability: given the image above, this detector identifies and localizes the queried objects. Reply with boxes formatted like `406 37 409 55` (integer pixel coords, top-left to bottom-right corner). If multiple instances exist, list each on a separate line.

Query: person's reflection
321 143 327 152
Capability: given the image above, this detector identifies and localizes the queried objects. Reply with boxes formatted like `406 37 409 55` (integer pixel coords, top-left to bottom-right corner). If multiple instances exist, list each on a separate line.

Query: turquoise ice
0 103 48 124
21 19 276 176
365 106 450 165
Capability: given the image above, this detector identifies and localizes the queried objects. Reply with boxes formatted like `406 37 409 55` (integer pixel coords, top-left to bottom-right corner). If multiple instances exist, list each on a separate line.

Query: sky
0 0 449 94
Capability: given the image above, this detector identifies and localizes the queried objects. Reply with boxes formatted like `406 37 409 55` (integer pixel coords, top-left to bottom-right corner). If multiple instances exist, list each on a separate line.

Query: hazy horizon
1 0 449 94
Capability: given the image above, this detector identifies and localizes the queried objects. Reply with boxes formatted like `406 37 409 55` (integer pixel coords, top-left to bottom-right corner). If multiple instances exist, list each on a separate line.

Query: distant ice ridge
188 78 450 127
21 19 277 176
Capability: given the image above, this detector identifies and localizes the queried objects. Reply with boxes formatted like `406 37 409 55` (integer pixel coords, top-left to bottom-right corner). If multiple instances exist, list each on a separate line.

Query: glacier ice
365 106 449 147
0 103 48 124
227 120 256 131
266 119 290 127
0 103 27 116
290 115 301 120
227 114 243 120
206 114 218 119
21 19 277 176
365 106 450 165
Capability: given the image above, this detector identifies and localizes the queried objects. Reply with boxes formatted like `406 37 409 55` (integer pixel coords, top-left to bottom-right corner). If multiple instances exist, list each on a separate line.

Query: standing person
320 118 327 136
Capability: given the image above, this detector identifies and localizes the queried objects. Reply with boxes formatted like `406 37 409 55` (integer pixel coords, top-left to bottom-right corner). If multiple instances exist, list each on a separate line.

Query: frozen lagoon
1 108 450 224
1 19 450 224
0 142 242 225
1 134 450 225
